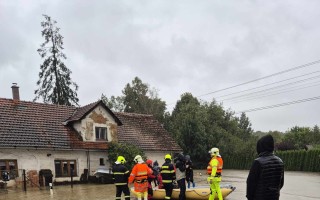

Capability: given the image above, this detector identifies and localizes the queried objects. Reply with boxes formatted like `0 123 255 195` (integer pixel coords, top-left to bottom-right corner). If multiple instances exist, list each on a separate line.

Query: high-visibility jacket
160 161 176 184
207 156 223 176
112 163 130 185
129 163 152 192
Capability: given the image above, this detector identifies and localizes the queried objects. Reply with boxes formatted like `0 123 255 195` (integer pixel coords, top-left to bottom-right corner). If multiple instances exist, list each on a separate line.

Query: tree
107 142 146 169
102 77 166 122
283 126 311 149
311 125 320 145
237 112 253 140
168 93 210 167
34 14 79 106
101 94 125 112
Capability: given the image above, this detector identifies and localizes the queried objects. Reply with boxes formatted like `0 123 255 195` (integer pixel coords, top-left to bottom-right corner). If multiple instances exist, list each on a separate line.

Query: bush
107 142 146 170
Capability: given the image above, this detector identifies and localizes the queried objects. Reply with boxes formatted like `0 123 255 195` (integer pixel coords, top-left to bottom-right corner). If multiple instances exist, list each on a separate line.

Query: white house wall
73 105 118 142
145 151 172 166
0 148 110 182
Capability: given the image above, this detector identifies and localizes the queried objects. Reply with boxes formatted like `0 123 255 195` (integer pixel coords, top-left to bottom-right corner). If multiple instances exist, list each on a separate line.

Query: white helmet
134 155 143 163
208 147 220 157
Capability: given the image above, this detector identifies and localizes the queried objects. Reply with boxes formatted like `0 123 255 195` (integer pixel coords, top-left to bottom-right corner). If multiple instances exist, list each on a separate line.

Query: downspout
86 149 90 179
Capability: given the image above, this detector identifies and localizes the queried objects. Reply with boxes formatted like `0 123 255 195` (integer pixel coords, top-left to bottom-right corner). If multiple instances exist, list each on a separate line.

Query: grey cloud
1 0 320 132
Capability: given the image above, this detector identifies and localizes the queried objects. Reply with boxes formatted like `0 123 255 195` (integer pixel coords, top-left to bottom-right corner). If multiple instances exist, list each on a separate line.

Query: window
0 160 18 180
99 158 105 166
54 160 77 177
95 127 107 141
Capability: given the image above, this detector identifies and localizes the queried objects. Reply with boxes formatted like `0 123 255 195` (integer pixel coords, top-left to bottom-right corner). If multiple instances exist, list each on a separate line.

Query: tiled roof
66 100 122 125
0 98 180 151
0 98 107 150
115 112 182 152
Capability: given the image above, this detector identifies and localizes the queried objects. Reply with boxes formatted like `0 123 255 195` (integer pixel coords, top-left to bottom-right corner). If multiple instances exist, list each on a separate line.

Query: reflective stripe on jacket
129 163 151 183
207 156 223 175
129 163 152 193
112 163 130 185
160 161 175 183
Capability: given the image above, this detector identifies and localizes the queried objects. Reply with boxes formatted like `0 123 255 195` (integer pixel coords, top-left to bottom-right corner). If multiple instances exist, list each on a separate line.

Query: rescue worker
207 147 223 200
129 155 152 200
246 134 284 200
185 155 195 188
112 156 130 200
160 154 176 200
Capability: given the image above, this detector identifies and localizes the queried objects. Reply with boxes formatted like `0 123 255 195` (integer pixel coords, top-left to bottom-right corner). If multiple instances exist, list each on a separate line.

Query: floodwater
0 169 319 200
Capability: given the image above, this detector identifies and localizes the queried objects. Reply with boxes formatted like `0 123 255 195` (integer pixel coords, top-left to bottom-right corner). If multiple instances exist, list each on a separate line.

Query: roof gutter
0 146 107 152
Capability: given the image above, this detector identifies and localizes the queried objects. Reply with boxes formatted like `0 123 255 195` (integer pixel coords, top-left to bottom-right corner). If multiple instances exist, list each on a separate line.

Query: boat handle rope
190 190 211 197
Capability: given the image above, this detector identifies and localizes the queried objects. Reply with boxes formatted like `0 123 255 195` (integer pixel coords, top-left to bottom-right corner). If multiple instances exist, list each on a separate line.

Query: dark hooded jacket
246 134 284 200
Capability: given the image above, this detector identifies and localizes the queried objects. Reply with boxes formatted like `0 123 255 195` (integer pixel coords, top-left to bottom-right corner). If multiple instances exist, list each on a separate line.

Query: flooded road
0 169 319 200
211 169 320 200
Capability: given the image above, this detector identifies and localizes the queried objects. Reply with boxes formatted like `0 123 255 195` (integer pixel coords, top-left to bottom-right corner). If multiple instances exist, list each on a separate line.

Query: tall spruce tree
34 14 79 106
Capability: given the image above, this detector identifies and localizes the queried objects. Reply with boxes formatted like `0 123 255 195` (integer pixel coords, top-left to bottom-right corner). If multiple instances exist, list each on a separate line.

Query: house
0 84 181 186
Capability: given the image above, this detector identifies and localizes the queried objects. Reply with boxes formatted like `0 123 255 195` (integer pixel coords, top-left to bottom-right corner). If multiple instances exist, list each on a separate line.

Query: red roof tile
115 112 182 152
0 98 76 149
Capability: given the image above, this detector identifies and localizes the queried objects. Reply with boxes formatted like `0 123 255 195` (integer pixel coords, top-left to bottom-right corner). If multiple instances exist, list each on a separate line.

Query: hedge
222 149 320 172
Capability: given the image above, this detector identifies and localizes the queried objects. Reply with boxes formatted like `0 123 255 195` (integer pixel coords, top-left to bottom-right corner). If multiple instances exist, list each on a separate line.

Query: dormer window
95 127 108 141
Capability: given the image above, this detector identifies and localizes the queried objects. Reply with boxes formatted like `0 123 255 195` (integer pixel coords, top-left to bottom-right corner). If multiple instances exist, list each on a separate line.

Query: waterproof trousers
115 185 130 200
177 178 186 200
134 182 148 200
209 177 222 200
135 191 148 200
163 183 173 199
186 170 194 188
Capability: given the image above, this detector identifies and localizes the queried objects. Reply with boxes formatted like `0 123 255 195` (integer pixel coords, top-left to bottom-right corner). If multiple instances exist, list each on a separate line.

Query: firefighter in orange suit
207 147 223 200
129 155 152 200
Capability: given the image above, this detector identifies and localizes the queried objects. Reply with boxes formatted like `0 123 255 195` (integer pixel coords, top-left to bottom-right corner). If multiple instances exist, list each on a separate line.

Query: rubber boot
187 182 190 188
192 182 195 188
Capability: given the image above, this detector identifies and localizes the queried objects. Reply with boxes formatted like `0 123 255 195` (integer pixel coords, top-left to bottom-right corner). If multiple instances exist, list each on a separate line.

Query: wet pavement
0 169 319 200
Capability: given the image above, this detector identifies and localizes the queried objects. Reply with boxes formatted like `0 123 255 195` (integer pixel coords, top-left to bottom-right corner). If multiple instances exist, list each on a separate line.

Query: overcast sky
1 0 320 132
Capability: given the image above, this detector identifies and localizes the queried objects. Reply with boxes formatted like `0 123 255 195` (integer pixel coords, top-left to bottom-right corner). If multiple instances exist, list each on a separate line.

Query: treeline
102 77 320 171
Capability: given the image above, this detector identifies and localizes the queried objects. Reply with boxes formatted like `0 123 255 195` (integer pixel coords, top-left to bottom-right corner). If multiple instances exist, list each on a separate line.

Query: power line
213 71 320 99
235 96 320 114
197 59 320 98
228 82 320 104
219 75 320 101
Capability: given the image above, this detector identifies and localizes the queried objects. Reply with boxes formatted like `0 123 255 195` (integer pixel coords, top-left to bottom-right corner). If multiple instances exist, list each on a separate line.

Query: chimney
11 83 20 101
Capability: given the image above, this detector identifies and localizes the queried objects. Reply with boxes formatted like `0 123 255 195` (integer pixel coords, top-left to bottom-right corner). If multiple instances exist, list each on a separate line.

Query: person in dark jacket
112 156 130 200
185 155 195 188
246 134 284 200
174 153 186 200
152 160 160 186
160 154 176 200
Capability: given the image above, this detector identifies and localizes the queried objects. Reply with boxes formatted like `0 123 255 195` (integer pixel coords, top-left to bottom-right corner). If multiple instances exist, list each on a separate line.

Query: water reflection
0 170 319 200
0 184 116 200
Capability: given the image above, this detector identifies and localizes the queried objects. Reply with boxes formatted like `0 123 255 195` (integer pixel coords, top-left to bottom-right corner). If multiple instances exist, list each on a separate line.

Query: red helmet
146 159 153 165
